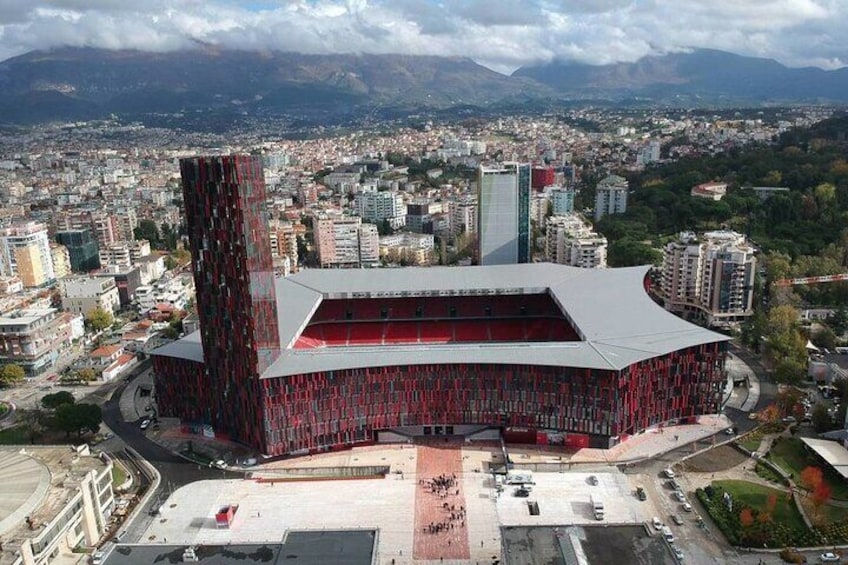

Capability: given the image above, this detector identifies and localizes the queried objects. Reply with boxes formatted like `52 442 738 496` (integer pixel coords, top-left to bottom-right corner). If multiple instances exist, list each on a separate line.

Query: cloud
0 0 844 73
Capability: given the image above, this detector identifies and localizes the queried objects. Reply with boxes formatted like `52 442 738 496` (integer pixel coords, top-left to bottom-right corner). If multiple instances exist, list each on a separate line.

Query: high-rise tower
179 155 280 444
477 163 531 265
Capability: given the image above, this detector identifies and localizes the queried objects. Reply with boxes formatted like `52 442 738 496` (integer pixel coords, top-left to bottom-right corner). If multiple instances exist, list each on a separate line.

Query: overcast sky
0 0 845 73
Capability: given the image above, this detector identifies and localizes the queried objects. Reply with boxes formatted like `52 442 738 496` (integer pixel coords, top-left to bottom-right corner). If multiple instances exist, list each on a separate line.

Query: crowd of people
420 473 467 537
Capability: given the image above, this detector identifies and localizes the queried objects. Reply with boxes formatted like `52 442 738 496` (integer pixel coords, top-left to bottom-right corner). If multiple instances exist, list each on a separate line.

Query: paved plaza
140 437 695 564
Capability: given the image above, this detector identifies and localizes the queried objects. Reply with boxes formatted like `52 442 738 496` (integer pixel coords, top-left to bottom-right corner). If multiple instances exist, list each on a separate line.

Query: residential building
99 242 133 270
314 215 378 268
92 267 142 307
0 445 115 565
268 220 299 274
134 275 193 314
61 276 121 316
477 163 531 265
406 200 442 234
379 233 435 266
129 239 151 262
548 186 576 215
49 243 72 279
546 215 607 268
55 230 100 273
0 222 55 288
531 166 555 190
0 308 75 376
354 190 406 230
594 175 629 222
661 230 756 326
449 199 476 240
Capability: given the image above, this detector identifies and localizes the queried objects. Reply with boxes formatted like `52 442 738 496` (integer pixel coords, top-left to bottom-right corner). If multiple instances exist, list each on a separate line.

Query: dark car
636 487 647 501
514 487 530 498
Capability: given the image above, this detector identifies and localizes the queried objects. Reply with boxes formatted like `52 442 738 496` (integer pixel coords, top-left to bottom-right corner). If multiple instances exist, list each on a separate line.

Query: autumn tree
800 466 824 493
812 482 832 509
739 508 755 527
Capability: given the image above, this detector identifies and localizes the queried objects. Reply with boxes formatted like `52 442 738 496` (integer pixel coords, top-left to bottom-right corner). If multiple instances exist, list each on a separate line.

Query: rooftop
152 264 729 375
800 437 848 480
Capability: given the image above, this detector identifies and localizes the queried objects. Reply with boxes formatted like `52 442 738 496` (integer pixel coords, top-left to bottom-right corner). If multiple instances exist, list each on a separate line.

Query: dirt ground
680 445 748 473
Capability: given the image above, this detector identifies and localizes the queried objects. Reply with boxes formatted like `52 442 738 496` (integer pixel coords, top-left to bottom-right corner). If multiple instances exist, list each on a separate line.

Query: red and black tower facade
177 155 280 449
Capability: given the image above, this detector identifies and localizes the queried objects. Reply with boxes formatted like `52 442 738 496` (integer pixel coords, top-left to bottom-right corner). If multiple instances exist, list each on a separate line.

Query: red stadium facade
152 156 728 457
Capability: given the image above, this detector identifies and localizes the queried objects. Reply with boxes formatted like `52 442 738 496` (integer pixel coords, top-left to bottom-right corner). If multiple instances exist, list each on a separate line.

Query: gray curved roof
152 264 729 376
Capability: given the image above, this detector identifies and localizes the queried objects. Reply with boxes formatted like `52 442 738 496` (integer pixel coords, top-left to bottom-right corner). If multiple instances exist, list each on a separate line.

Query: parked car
674 491 687 502
664 468 676 479
682 502 693 512
139 419 151 430
514 487 530 498
636 487 647 501
90 551 105 565
820 552 841 563
652 517 663 530
724 427 735 435
672 546 684 561
671 514 684 525
588 475 598 485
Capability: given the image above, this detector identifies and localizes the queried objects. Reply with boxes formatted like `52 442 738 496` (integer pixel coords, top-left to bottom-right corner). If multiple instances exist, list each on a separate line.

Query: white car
820 552 841 563
652 517 663 530
674 490 687 502
664 468 675 479
682 502 693 512
91 551 105 565
139 419 151 430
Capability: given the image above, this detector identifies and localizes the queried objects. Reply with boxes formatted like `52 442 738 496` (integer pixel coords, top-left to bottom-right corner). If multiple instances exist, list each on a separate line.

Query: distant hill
2 47 848 126
0 47 549 125
513 48 848 105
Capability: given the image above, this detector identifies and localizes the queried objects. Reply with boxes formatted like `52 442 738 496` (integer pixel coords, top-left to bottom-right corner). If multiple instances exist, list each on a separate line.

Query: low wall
254 465 390 479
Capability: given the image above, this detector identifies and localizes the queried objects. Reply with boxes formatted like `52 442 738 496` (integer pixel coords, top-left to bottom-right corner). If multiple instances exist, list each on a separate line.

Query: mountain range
0 47 847 126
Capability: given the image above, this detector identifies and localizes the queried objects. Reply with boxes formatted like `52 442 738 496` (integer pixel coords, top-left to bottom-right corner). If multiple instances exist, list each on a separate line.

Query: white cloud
0 0 844 72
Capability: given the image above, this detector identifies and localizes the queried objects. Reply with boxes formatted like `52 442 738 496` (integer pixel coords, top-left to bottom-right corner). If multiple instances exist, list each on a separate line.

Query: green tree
607 238 661 267
0 363 25 387
811 403 833 433
85 307 113 332
52 403 102 437
773 358 805 385
41 391 75 410
16 408 46 443
134 219 161 246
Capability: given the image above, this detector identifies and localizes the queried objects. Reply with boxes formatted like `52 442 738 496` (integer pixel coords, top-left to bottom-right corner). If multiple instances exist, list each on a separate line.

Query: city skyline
0 1 845 73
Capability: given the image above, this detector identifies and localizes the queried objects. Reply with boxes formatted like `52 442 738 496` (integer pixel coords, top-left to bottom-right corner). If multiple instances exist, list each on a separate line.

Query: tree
76 368 97 382
773 359 805 385
739 507 755 527
41 391 75 410
52 403 102 437
134 219 161 246
0 363 25 387
811 403 833 432
800 466 824 493
86 307 113 332
16 408 46 444
812 482 832 518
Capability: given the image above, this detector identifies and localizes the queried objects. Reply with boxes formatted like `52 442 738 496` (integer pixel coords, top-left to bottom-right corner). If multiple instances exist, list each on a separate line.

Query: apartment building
354 190 407 229
594 174 629 222
0 308 75 376
545 215 607 269
314 216 379 268
60 277 121 316
661 230 756 326
0 222 55 288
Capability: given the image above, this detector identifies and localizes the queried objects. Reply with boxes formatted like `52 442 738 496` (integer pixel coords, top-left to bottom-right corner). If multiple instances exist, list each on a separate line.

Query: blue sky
0 0 845 73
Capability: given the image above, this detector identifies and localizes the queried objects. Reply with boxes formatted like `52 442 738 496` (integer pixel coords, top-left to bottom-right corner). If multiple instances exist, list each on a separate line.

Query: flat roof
105 530 376 565
152 264 728 375
800 438 848 480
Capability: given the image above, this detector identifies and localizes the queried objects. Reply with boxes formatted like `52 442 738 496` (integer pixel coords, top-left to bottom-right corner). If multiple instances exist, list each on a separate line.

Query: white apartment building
49 244 71 279
547 186 576 215
449 199 477 240
661 230 756 326
0 446 114 565
314 216 378 268
354 190 407 230
545 215 607 268
60 277 121 316
98 242 133 270
134 274 193 313
594 174 629 222
0 222 55 288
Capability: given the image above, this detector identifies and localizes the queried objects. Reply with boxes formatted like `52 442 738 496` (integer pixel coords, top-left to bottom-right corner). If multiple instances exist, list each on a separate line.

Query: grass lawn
111 464 128 488
0 426 29 444
768 437 848 500
813 501 848 525
738 432 763 452
714 479 807 532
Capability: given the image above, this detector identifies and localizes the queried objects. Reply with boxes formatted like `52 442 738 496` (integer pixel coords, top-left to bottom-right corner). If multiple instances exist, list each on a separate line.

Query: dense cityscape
0 8 847 564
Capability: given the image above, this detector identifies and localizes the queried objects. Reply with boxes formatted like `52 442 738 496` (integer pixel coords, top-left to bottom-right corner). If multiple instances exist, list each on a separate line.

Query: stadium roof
153 264 729 375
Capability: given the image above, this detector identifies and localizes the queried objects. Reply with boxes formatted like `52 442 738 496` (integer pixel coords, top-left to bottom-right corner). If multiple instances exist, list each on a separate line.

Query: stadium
151 156 729 458
153 263 729 456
